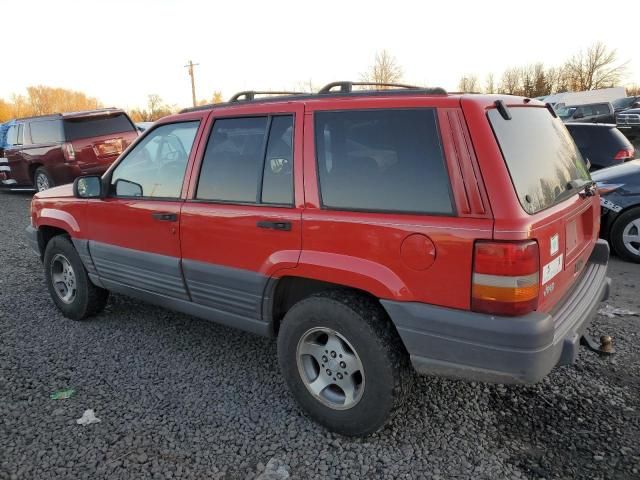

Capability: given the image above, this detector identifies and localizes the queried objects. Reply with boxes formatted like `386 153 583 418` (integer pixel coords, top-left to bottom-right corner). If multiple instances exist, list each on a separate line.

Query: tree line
457 42 637 96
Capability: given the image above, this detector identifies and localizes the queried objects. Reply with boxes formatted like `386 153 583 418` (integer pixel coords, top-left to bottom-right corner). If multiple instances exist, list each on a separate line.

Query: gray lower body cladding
382 239 611 384
76 240 269 336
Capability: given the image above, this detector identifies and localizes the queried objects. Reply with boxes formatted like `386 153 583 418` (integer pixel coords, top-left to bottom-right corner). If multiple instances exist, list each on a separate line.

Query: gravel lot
1 190 639 480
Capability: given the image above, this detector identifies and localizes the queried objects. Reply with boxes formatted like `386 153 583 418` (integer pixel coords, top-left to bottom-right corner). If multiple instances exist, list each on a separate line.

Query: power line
184 60 199 107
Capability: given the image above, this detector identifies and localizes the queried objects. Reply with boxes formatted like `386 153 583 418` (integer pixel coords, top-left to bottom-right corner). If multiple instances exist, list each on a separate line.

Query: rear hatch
63 112 138 170
487 105 600 313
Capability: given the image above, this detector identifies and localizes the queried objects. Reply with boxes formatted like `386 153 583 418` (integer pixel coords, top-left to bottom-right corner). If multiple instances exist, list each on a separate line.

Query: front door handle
151 212 178 222
257 220 292 231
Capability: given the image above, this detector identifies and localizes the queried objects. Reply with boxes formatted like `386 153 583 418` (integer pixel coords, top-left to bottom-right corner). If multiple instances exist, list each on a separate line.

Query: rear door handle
151 212 178 222
257 220 292 231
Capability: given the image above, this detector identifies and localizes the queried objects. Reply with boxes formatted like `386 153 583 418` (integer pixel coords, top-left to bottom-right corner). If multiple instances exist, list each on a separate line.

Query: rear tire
44 235 109 320
277 290 412 437
610 207 640 263
34 167 54 192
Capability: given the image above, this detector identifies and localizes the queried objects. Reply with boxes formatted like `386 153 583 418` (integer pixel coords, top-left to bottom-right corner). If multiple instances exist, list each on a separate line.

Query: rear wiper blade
567 179 597 197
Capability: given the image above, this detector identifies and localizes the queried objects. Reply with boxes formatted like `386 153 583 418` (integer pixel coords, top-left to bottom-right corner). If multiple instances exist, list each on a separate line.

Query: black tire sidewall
43 236 93 320
610 207 640 263
278 296 399 436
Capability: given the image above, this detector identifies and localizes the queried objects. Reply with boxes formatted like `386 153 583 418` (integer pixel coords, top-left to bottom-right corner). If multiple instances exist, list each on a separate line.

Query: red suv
2 109 137 191
26 83 611 436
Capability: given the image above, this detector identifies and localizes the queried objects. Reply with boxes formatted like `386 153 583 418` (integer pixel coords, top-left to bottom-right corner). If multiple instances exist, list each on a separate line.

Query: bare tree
457 75 479 93
360 50 403 87
499 67 521 95
564 42 628 90
485 73 496 94
627 84 640 96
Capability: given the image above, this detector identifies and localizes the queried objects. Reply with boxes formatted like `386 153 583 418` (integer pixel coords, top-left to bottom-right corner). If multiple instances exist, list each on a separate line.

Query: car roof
16 108 127 122
565 122 617 128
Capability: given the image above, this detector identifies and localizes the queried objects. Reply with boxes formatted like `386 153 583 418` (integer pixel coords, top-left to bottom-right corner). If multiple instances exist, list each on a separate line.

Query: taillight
63 142 76 162
614 147 634 161
472 241 539 316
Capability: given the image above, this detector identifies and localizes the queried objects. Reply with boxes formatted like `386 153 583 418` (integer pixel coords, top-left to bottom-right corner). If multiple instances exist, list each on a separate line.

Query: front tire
277 290 412 436
34 167 54 192
610 207 640 263
44 235 109 320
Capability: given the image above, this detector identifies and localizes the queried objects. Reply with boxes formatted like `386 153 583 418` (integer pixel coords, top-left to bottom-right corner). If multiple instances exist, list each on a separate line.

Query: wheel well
38 226 69 256
269 276 381 335
29 163 43 181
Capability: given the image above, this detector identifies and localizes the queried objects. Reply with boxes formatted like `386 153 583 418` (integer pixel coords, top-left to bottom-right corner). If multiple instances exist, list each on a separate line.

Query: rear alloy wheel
277 290 412 437
34 167 54 192
610 206 640 263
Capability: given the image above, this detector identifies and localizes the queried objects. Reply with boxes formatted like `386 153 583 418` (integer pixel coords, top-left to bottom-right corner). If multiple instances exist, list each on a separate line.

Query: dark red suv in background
1 109 137 191
26 83 611 436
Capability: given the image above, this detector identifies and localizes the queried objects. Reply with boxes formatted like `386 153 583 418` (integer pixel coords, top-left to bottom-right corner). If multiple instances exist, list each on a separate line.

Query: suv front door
180 104 304 334
86 119 203 300
4 123 29 185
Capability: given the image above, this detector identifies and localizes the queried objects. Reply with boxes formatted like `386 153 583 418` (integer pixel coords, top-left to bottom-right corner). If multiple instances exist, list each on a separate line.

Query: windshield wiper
567 179 597 198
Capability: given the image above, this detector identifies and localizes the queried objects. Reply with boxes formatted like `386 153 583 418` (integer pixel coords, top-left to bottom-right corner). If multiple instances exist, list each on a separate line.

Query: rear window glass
63 113 135 141
488 107 590 215
314 109 452 214
29 120 63 144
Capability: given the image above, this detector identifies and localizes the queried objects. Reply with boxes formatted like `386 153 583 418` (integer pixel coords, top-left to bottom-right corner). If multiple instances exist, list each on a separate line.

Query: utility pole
184 60 199 107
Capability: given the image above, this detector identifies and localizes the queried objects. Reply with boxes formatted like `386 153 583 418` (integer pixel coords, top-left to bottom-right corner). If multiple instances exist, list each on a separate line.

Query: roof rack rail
229 91 309 102
318 81 422 94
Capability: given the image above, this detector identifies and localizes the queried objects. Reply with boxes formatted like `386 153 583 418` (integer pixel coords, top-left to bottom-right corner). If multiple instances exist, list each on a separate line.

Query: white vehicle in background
542 87 626 110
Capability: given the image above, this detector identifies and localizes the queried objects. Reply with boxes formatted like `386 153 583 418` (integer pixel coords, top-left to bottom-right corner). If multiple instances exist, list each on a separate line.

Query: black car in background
616 108 640 141
557 102 615 123
612 96 640 113
592 160 640 263
565 123 635 170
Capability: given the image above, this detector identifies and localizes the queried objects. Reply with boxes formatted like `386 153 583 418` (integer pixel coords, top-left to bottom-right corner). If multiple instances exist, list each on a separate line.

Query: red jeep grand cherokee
26 82 611 436
2 108 137 191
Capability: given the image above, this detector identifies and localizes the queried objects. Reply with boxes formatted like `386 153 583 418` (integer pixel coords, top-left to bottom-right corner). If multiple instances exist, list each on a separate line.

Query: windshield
612 97 633 109
556 106 577 119
488 106 591 215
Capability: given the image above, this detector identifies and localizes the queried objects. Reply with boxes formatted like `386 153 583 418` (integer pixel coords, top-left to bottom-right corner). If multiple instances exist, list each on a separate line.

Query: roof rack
229 91 309 102
180 81 447 113
318 81 422 94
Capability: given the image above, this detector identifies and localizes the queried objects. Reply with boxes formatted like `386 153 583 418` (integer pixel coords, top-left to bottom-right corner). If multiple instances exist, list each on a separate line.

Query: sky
1 0 638 110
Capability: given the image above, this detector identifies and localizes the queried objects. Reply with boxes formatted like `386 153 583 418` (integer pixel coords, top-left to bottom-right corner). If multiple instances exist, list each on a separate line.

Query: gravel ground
1 190 639 480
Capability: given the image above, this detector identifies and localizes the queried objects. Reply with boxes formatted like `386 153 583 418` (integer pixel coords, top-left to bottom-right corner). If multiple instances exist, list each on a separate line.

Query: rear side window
314 109 452 214
594 103 610 115
29 120 63 144
488 107 590 215
196 115 294 205
63 113 135 141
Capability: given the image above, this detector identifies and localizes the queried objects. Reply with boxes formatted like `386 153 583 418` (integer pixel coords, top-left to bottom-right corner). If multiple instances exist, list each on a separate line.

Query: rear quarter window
314 109 453 215
64 113 135 141
488 107 590 214
29 119 64 144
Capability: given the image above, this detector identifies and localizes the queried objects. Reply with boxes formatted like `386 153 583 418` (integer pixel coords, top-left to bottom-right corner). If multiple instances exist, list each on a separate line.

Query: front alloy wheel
50 253 77 304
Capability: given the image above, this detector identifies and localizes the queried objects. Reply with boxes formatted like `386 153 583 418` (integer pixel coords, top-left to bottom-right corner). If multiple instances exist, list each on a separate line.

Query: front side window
314 109 453 214
111 121 199 198
196 115 294 205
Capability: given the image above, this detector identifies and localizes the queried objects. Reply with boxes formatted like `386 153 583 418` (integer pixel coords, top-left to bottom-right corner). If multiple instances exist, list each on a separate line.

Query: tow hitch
580 334 615 355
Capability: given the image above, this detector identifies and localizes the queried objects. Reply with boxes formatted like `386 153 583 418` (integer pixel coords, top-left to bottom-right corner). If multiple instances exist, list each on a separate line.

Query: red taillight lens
472 241 539 316
63 142 76 162
614 148 634 161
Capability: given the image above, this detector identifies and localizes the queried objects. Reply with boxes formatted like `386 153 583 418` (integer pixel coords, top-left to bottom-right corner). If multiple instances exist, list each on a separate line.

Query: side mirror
114 178 143 197
573 111 584 119
633 102 640 109
73 176 103 199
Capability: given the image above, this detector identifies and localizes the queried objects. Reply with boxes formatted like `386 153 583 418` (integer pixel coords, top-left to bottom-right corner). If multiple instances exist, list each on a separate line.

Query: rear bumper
382 239 611 384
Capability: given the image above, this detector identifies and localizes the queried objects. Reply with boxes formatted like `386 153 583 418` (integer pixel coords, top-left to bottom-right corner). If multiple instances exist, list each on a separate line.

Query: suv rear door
473 100 600 312
63 112 138 173
179 103 304 333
